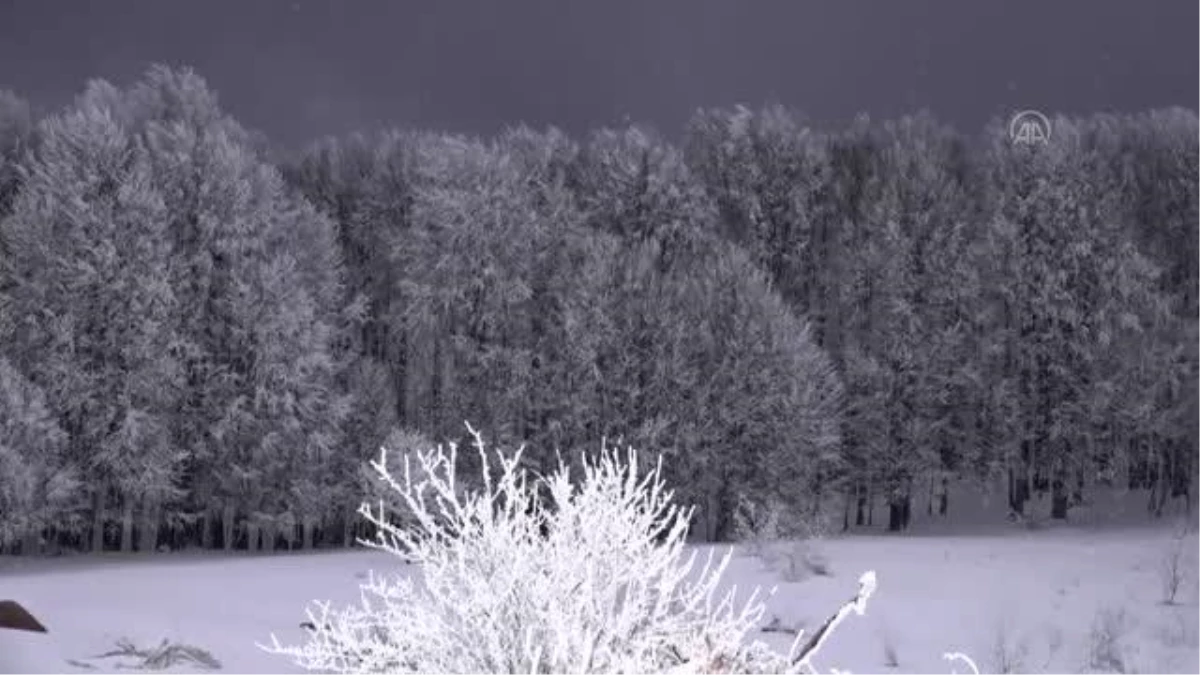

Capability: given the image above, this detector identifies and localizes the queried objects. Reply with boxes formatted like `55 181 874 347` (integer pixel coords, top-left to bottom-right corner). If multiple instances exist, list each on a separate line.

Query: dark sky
0 1 1196 149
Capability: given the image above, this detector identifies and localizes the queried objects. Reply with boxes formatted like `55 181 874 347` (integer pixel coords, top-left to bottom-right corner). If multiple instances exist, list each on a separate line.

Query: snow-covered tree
1079 109 1198 512
839 113 979 530
0 358 81 552
567 125 843 539
0 65 355 552
0 82 184 551
0 90 33 221
283 132 407 544
683 105 834 339
977 113 1176 518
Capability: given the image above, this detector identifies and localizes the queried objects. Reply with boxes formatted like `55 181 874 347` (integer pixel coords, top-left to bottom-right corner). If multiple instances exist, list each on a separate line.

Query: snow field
3 524 1195 674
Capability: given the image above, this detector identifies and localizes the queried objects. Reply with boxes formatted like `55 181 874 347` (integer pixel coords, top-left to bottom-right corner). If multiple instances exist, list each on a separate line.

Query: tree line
0 66 1194 554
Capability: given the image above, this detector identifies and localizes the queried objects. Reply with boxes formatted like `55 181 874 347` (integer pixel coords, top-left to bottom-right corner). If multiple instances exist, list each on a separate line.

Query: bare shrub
1087 606 1131 673
1155 605 1199 649
68 638 221 671
733 493 782 559
989 614 1030 674
734 494 832 582
1159 525 1197 606
262 426 881 673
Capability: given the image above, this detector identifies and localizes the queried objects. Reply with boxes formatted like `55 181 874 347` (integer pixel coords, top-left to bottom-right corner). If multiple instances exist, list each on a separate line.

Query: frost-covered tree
569 125 844 540
283 132 406 543
1079 109 1198 512
684 105 836 345
1105 109 1199 319
836 113 979 530
582 237 842 541
0 90 33 221
399 131 550 447
0 358 81 553
290 121 845 545
118 65 349 551
577 124 715 265
570 125 711 458
977 114 1175 518
0 82 184 551
494 127 604 455
0 91 36 381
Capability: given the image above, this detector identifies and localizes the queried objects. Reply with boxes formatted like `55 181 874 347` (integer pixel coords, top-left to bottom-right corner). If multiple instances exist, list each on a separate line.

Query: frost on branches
262 424 874 674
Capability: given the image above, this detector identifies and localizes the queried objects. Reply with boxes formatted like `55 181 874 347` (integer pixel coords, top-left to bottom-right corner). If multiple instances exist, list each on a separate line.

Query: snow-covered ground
3 493 1197 674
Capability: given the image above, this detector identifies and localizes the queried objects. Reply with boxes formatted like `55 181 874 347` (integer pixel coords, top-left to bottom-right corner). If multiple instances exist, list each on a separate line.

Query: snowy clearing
3 521 1196 674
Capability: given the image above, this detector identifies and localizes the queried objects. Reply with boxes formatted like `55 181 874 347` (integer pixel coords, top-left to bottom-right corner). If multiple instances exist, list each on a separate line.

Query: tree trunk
262 521 276 553
91 488 107 553
807 471 824 525
1050 472 1069 520
866 480 875 526
886 497 910 532
21 528 40 556
849 480 868 523
842 489 852 532
395 328 409 427
1008 463 1030 517
222 504 236 551
1180 449 1190 516
139 500 160 553
302 518 315 550
938 476 949 516
342 507 355 547
703 489 721 542
1171 439 1195 516
46 527 63 556
200 510 214 549
247 522 261 552
1153 474 1170 518
887 502 901 532
120 499 135 553
1149 448 1169 518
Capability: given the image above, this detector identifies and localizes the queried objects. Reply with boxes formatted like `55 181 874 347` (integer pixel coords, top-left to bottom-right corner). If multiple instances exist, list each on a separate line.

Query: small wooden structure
0 600 47 633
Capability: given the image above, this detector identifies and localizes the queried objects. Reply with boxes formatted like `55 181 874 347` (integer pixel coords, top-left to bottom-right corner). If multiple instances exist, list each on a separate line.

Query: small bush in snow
1155 605 1199 649
1158 525 1196 606
1087 606 1131 673
988 614 1029 674
263 425 879 673
733 494 830 582
761 541 830 584
733 493 783 559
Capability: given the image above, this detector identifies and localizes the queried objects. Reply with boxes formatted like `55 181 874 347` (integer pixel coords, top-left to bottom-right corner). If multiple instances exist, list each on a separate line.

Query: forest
0 65 1195 555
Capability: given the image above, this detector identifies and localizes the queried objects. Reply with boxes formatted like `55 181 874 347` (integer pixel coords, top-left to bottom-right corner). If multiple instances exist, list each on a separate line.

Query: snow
1 550 392 674
2 506 1197 673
